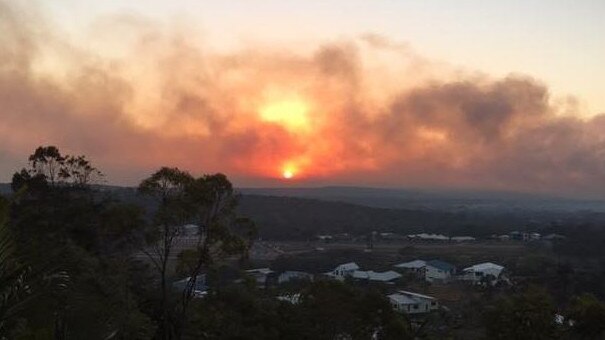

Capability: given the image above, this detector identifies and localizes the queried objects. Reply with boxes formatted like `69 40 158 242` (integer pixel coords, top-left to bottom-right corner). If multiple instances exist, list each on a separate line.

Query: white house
424 260 456 283
351 270 402 283
461 262 504 285
246 268 275 286
172 274 207 298
388 290 439 314
326 262 360 280
278 271 313 284
394 259 455 283
407 233 449 241
179 224 200 236
451 236 476 242
394 260 426 274
277 293 302 304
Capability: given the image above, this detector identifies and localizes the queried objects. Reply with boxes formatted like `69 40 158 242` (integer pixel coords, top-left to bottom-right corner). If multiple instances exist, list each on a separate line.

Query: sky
1 0 605 197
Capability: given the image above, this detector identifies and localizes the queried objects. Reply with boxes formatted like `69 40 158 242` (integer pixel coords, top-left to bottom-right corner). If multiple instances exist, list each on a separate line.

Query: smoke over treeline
1 1 604 197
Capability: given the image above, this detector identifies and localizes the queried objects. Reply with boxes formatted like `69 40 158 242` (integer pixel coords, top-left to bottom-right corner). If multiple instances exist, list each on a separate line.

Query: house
379 232 404 241
246 268 275 286
450 236 476 242
424 260 456 283
461 262 504 285
388 290 439 314
327 262 360 280
179 224 199 236
277 293 302 304
543 233 566 241
407 233 449 241
394 259 455 283
316 235 333 242
172 275 207 297
278 271 313 284
351 270 402 283
394 260 426 275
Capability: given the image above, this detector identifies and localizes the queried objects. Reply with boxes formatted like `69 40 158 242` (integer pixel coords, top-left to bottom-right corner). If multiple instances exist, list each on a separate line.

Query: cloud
0 1 604 197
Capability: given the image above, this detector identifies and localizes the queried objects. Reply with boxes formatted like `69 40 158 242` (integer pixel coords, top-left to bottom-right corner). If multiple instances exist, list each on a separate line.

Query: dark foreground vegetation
2 146 605 339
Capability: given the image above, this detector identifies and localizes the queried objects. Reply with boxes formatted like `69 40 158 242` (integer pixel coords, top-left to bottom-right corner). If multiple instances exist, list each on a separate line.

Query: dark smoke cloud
0 1 604 198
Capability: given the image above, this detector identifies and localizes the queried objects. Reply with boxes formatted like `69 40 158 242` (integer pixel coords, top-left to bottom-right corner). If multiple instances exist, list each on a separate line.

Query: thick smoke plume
1 1 604 197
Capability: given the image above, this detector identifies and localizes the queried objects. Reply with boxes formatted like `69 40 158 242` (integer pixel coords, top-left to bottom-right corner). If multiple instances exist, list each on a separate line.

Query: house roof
408 233 449 240
352 270 402 282
426 260 455 271
280 270 311 276
172 275 207 292
463 262 504 272
335 262 360 271
394 260 426 269
451 236 476 241
246 268 274 275
398 290 436 300
388 293 419 305
277 293 301 304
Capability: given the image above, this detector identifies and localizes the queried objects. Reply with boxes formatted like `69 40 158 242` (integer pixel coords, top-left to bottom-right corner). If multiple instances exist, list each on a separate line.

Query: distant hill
236 194 605 240
3 183 604 240
240 186 605 213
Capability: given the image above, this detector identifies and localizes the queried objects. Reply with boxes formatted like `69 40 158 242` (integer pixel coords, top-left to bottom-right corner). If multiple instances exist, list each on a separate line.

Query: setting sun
282 169 295 179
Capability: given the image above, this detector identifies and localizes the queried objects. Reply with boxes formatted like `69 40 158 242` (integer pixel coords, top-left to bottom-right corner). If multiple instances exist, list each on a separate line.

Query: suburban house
388 290 439 314
543 233 566 241
460 262 505 285
407 233 449 242
351 270 402 283
278 271 314 284
326 262 360 280
450 236 476 242
424 260 456 283
172 274 207 298
394 259 455 283
277 293 302 304
246 268 275 287
394 260 426 273
179 224 200 236
394 259 426 281
509 231 540 241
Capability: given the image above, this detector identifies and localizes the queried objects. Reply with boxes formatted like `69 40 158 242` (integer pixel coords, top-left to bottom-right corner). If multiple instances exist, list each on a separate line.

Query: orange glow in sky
281 163 298 179
282 169 294 179
4 0 605 197
259 98 312 133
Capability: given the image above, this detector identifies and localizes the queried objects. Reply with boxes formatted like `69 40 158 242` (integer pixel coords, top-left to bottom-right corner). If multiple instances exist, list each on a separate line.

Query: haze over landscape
5 2 605 339
1 0 605 198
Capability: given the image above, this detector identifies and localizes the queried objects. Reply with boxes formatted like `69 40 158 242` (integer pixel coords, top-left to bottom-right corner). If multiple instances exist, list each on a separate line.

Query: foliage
567 293 605 339
186 281 411 340
484 286 557 340
11 146 102 191
7 146 153 339
138 168 256 339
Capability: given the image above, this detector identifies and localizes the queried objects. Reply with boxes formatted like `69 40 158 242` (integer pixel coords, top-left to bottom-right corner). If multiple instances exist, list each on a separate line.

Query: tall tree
138 167 194 340
12 146 102 192
138 169 256 339
176 174 256 338
9 146 151 339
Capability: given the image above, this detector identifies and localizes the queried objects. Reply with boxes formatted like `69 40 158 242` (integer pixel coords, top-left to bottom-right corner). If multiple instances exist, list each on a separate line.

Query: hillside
4 183 604 240
240 186 605 213
236 194 588 240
